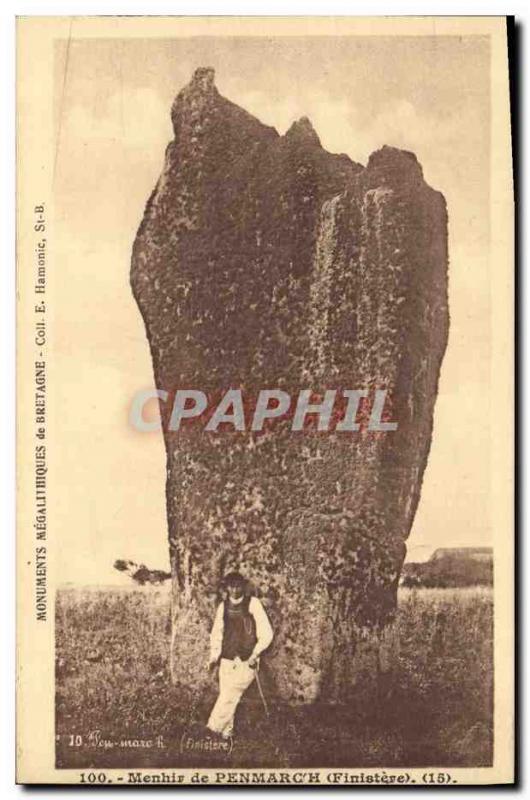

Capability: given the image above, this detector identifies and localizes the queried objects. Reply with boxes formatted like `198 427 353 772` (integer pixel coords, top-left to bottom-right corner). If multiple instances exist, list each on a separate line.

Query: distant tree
114 559 171 585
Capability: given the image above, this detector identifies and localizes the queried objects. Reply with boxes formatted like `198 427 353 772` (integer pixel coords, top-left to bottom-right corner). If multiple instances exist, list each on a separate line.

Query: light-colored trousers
207 657 255 738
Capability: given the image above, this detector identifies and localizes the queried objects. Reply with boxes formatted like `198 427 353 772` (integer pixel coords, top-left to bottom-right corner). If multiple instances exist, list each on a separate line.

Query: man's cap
221 571 246 587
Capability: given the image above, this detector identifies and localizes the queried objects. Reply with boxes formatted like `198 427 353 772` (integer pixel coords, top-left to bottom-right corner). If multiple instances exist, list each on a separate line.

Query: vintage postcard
16 16 514 785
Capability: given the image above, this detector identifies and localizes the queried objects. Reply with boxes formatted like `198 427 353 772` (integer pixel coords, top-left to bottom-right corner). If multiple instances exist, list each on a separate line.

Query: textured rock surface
131 68 449 703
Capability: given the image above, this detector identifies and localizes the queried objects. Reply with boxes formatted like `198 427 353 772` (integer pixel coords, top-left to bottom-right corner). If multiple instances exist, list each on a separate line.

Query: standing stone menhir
131 67 449 704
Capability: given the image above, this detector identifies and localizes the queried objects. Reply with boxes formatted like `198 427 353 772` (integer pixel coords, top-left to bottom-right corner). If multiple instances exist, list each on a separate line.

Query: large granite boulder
131 67 449 703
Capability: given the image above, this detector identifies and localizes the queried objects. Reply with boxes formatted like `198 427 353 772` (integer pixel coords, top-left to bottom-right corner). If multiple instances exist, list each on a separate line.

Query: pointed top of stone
189 66 216 93
171 67 218 132
285 116 321 147
367 145 424 183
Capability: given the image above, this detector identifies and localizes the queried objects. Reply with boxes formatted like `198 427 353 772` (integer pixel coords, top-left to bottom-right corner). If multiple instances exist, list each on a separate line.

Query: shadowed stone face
131 68 449 703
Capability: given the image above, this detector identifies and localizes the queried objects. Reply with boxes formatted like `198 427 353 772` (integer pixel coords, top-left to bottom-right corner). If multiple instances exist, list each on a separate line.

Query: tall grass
55 585 493 768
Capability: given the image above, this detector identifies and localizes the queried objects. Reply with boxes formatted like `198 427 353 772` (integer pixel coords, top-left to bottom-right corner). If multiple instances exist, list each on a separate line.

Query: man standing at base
206 571 274 739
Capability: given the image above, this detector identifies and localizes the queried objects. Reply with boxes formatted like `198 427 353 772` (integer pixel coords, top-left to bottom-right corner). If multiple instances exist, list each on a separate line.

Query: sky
53 33 491 582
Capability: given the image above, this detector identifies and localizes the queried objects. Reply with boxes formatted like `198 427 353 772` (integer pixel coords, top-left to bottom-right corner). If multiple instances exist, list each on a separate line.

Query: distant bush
402 557 493 588
114 559 171 585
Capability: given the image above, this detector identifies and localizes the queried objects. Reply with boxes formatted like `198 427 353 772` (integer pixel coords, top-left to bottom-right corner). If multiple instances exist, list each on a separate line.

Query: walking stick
254 665 270 718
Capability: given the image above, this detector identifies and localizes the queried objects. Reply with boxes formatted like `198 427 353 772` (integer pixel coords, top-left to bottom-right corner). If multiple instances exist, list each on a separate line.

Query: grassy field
55 585 493 769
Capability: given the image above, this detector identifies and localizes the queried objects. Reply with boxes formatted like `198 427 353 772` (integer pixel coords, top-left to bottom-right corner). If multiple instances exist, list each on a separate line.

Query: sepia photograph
16 15 514 785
